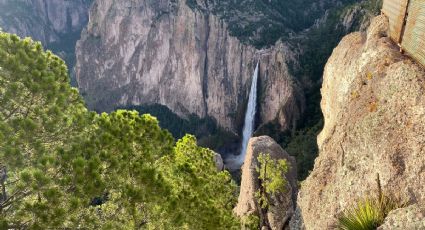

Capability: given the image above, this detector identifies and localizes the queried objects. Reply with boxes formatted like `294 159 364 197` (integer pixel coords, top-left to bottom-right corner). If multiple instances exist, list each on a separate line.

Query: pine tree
0 32 239 229
0 32 90 229
157 135 240 229
255 153 289 209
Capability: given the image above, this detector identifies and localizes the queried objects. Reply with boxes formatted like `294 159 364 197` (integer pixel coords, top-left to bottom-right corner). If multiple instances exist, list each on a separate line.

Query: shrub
255 153 289 209
338 197 382 230
241 214 260 230
337 193 407 230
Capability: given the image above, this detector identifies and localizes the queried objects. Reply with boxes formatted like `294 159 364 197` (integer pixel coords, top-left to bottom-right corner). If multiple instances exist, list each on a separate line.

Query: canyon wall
296 15 425 229
0 0 90 45
75 0 303 132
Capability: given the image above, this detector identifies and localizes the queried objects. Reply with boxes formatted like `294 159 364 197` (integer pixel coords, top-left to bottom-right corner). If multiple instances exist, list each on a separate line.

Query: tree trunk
0 166 7 203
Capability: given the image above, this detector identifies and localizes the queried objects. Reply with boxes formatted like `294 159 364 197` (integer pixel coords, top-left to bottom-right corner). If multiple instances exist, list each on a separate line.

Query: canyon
75 0 303 133
0 0 373 146
2 0 424 229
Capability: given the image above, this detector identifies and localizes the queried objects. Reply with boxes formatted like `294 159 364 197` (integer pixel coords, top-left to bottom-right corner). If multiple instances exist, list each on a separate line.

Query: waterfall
235 61 259 166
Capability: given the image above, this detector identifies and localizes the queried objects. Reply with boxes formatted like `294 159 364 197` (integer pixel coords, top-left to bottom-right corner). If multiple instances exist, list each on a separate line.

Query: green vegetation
0 32 90 228
337 194 406 230
241 214 260 230
361 0 383 15
121 104 239 153
187 0 358 48
255 118 323 181
285 120 323 180
255 0 383 181
338 175 406 230
122 104 217 140
159 135 239 229
338 197 384 230
255 153 289 209
0 32 239 229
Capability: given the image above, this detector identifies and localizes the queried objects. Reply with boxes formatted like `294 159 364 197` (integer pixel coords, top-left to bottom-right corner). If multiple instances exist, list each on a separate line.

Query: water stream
234 61 259 167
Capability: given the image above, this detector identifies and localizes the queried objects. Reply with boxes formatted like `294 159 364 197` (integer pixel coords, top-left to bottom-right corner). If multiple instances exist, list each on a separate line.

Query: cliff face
75 0 303 132
0 0 91 84
0 0 90 45
297 15 425 229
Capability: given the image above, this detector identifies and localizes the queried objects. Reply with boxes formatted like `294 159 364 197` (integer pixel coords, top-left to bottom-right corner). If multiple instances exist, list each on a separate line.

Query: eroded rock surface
378 204 425 230
297 15 425 229
234 136 297 230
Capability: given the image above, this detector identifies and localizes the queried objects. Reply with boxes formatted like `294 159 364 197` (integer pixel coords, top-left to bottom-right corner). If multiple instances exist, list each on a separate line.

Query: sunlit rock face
297 15 425 229
75 0 303 132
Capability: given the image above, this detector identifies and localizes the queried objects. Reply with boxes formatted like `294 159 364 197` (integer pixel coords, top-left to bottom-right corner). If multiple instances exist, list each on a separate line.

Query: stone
378 204 425 230
0 0 90 45
297 15 425 229
234 136 298 230
214 152 224 171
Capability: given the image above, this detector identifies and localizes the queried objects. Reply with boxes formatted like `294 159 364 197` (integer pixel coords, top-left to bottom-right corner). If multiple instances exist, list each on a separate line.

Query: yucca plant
337 193 407 230
338 197 382 230
338 174 408 230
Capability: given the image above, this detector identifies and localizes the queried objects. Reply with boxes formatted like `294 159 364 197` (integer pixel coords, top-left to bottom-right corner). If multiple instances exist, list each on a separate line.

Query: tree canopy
0 32 239 229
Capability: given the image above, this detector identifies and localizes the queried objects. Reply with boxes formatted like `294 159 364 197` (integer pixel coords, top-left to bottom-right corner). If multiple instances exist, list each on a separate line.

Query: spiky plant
337 194 406 230
338 198 382 230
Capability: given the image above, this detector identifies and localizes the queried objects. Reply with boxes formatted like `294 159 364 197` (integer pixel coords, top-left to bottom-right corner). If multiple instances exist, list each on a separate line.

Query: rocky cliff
0 0 90 45
296 15 425 229
0 0 91 84
75 0 303 132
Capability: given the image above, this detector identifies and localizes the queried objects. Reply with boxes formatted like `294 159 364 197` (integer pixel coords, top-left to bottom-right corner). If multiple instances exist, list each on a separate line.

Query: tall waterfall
235 62 259 166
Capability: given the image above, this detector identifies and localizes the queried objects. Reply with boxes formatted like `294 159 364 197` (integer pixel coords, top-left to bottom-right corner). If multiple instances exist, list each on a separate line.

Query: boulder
214 152 224 171
234 136 298 230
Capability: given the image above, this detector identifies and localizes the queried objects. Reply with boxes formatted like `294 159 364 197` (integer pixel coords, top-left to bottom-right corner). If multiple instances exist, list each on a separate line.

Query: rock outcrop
75 0 303 132
234 136 297 230
297 15 425 229
378 204 425 230
0 0 90 45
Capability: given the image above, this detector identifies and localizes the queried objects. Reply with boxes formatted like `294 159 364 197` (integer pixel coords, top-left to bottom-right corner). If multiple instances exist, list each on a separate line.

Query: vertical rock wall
297 15 425 229
75 0 303 132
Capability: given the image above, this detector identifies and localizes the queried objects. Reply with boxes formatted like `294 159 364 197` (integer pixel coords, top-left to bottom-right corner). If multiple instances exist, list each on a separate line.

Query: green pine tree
0 32 239 229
